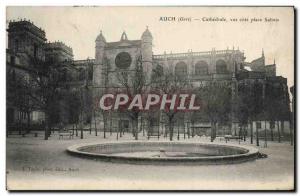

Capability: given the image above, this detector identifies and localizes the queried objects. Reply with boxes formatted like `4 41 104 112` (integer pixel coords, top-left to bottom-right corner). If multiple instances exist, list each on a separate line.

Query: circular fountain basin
67 141 259 165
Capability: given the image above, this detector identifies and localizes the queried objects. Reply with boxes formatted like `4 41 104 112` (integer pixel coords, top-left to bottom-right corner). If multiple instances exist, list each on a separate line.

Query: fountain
67 141 259 165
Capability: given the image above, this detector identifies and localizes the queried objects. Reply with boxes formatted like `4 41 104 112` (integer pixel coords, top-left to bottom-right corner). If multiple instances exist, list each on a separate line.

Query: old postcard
6 6 295 190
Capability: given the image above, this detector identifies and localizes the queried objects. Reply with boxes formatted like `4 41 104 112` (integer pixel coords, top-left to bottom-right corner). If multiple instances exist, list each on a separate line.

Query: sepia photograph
5 6 295 190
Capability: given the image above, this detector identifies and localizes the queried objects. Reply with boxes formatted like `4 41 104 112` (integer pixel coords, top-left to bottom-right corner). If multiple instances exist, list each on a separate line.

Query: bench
21 133 39 137
147 131 161 139
224 135 241 142
215 136 225 141
59 130 74 139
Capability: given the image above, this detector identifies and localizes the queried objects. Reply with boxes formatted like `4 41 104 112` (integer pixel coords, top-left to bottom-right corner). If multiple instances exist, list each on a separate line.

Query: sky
6 6 294 88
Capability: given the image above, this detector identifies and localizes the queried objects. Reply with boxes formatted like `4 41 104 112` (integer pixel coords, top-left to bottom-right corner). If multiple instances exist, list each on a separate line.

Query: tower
120 31 128 41
7 19 47 61
261 48 266 66
141 26 153 80
94 31 106 87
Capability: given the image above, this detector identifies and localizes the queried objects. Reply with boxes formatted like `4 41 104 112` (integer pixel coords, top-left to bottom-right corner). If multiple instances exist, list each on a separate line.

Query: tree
265 82 291 143
196 81 231 142
152 66 190 141
97 57 111 138
7 69 35 134
237 80 264 146
237 82 253 144
116 55 148 140
25 57 65 140
237 84 250 141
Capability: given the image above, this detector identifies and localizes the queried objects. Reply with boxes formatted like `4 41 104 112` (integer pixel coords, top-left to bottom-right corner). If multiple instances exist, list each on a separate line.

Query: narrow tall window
14 39 19 52
34 43 38 58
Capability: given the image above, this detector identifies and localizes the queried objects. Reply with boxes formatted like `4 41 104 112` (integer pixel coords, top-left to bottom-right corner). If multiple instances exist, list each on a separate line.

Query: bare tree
152 66 190 141
94 57 113 138
116 55 147 140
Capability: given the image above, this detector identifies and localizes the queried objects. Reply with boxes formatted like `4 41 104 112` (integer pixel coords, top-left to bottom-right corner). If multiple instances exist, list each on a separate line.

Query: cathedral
6 19 292 138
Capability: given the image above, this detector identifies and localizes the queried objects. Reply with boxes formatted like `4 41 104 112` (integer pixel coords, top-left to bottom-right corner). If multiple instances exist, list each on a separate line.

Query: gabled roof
105 40 141 49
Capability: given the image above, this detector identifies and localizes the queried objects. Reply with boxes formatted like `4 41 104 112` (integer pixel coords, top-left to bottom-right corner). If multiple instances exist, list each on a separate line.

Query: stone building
7 20 47 129
44 41 73 62
6 20 292 138
6 20 89 130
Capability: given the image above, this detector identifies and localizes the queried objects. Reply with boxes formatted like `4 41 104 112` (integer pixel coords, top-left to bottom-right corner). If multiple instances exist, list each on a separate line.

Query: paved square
6 133 294 190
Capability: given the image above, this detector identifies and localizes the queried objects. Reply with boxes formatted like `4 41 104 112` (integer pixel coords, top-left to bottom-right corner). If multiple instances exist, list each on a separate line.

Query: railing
153 49 242 60
73 59 95 65
59 59 95 67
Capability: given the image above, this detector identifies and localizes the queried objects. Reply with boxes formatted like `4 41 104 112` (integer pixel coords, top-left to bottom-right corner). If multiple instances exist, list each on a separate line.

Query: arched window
216 59 227 74
195 61 208 75
175 61 187 77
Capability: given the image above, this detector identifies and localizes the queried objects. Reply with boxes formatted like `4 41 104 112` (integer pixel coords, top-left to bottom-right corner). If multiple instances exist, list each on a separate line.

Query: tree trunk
280 120 284 138
238 126 241 144
94 111 97 136
234 124 237 136
142 117 145 136
168 119 174 141
243 126 246 141
44 112 50 140
187 123 190 139
211 122 217 142
18 113 22 135
277 121 281 143
110 113 112 136
192 121 195 137
270 121 274 141
75 123 78 136
256 122 259 146
264 120 267 148
139 117 143 136
103 113 107 138
177 123 180 140
250 121 253 144
89 121 92 134
116 121 119 140
80 122 83 139
133 117 139 140
183 123 186 139
289 121 293 146
26 112 31 134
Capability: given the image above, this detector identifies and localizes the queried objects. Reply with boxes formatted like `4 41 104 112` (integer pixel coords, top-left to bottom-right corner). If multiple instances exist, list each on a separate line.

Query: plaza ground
6 132 294 190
